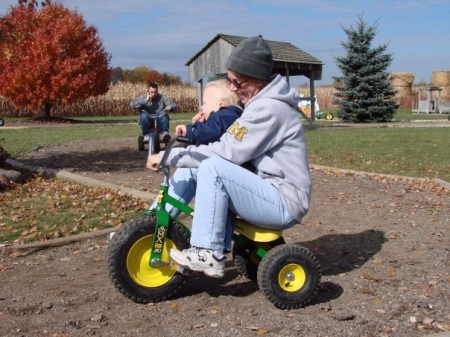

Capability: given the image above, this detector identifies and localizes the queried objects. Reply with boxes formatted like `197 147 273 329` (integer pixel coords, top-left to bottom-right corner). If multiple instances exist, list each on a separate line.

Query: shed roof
185 33 323 81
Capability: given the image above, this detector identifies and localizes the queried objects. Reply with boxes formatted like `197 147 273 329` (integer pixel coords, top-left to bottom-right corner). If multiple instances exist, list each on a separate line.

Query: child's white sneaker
169 247 226 278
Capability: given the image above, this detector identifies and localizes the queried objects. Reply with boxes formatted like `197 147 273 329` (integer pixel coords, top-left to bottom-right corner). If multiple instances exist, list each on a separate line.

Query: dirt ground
1 133 450 337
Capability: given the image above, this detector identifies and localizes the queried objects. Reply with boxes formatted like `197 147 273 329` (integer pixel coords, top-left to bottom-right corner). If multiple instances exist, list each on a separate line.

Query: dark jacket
185 105 243 145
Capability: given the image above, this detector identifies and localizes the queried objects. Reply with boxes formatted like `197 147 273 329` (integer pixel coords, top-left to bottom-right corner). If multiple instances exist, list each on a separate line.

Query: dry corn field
0 82 198 117
1 82 416 117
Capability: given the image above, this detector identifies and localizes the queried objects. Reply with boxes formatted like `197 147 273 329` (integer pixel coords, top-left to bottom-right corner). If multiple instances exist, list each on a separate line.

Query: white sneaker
143 135 150 142
160 132 171 142
169 247 226 278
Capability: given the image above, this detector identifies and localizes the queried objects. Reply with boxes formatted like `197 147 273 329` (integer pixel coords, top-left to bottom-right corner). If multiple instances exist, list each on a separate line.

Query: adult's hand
147 154 160 172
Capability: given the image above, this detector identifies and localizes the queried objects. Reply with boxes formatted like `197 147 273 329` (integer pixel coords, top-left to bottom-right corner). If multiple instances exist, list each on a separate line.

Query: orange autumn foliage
0 1 111 118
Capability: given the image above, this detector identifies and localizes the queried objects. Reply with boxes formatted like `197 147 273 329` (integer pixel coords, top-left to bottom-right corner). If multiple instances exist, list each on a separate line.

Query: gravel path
1 134 449 337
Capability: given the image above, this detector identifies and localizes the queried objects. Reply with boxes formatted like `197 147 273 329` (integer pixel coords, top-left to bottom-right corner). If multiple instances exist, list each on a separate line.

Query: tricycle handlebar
157 136 195 169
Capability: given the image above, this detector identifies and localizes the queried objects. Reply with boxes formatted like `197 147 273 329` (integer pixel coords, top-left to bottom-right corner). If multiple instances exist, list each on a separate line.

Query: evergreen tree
332 15 399 123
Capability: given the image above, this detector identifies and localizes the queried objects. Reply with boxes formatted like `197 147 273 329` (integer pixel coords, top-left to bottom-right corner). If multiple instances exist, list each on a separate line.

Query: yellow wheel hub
278 263 307 292
126 234 177 287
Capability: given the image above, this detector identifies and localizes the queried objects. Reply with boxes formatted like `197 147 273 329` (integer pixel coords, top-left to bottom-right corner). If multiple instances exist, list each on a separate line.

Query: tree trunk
43 102 51 119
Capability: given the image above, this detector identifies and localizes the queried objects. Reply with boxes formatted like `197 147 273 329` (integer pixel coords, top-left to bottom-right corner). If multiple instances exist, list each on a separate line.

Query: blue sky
1 0 449 87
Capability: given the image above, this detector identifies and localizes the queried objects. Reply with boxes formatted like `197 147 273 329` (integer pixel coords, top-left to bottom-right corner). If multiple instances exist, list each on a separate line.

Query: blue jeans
149 167 236 251
153 157 296 251
139 111 169 134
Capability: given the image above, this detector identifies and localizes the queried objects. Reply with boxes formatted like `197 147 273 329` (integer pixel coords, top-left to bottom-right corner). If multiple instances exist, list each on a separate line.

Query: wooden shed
185 33 324 119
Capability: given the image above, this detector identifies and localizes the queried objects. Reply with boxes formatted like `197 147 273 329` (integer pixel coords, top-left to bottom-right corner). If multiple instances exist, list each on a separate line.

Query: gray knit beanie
226 35 273 81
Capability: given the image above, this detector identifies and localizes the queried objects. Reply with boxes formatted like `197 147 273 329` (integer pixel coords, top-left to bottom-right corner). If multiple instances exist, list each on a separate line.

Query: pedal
151 259 170 268
170 261 192 276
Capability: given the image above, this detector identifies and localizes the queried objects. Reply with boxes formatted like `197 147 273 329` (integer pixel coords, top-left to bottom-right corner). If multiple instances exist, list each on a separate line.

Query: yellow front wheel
257 244 321 309
107 214 190 304
126 234 177 288
325 112 334 120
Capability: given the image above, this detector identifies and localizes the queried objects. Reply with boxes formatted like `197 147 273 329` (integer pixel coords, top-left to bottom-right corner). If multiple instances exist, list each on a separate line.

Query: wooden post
197 79 203 112
285 62 290 87
309 70 316 123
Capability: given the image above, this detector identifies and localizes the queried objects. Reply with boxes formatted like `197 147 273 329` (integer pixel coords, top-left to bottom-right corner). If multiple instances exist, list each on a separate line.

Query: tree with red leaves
0 0 111 119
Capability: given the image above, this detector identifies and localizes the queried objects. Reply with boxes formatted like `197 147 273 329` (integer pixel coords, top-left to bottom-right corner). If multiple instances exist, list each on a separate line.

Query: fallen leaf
423 318 434 324
360 273 382 282
247 326 260 331
380 327 392 333
438 324 450 331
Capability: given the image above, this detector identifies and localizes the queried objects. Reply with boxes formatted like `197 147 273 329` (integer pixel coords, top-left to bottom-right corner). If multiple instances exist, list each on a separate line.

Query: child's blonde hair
205 79 240 107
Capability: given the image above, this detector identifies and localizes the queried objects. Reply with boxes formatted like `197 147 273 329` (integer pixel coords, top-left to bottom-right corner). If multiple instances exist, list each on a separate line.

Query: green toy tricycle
106 137 322 309
315 110 334 120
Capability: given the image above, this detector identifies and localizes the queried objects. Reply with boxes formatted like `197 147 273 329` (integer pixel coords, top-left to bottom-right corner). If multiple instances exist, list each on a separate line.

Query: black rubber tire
325 112 334 120
257 244 321 310
138 135 145 151
107 214 191 304
0 118 4 126
233 236 285 282
145 132 161 154
448 114 450 121
153 131 161 154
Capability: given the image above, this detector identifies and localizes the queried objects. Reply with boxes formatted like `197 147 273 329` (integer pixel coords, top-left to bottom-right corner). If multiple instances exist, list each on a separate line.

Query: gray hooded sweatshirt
163 74 312 222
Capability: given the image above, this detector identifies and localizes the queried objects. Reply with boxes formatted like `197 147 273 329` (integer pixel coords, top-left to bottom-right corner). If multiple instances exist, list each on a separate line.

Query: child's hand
191 112 205 123
175 125 187 136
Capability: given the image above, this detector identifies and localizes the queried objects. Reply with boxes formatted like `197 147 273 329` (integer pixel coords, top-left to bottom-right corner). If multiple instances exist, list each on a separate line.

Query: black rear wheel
138 135 145 151
107 214 190 303
233 236 285 281
0 118 4 127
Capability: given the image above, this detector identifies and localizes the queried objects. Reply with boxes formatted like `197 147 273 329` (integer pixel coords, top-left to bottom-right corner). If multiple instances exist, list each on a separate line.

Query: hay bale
390 73 414 97
394 86 412 97
390 72 414 87
333 79 342 88
440 87 450 102
431 71 450 86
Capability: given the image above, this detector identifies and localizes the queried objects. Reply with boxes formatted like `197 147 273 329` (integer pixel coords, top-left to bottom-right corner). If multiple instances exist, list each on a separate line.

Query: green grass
305 127 449 181
1 114 449 243
393 109 449 121
309 108 449 122
0 114 194 156
1 113 449 181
